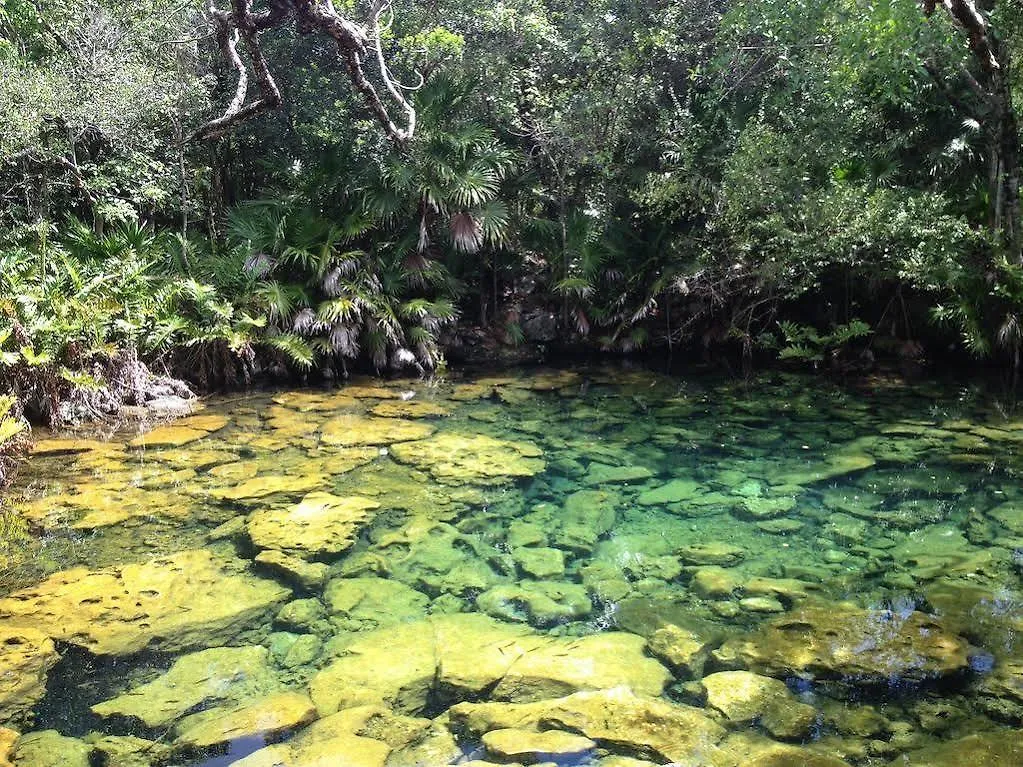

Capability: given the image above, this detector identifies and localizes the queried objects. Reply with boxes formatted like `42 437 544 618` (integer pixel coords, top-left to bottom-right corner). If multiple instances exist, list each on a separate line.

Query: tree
194 0 416 144
924 0 1021 261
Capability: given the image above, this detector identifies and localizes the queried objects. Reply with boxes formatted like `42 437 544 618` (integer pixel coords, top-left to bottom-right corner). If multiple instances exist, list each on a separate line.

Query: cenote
2 365 1023 767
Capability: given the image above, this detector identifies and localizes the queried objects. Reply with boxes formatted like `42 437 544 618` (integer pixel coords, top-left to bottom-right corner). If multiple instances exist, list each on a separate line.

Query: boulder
0 627 59 728
482 728 596 764
13 731 92 767
448 687 726 764
886 732 1023 767
389 434 544 484
174 691 317 750
702 671 817 740
247 493 381 558
678 543 745 566
91 646 279 728
646 624 710 678
636 479 703 506
0 551 290 656
477 581 592 626
512 548 566 579
491 632 670 702
581 464 654 486
254 551 330 590
320 415 435 447
713 601 970 685
324 577 430 631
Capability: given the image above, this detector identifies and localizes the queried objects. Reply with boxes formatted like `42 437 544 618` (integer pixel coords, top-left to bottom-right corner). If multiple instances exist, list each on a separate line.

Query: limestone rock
886 732 1023 767
678 543 745 566
482 728 596 764
713 601 969 684
370 401 448 419
702 671 817 740
91 646 279 727
13 731 92 767
0 728 17 767
247 492 381 558
0 551 290 656
276 599 329 633
324 577 430 630
492 632 670 702
320 415 435 447
0 627 59 728
512 548 565 579
174 691 317 750
581 464 653 486
254 550 330 590
230 734 390 767
690 567 742 599
637 479 703 506
449 687 726 764
390 433 544 484
477 581 592 626
210 474 329 502
647 624 710 678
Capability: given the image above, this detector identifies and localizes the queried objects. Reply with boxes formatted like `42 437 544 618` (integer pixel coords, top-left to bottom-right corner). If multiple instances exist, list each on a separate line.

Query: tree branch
923 0 1000 74
193 0 415 145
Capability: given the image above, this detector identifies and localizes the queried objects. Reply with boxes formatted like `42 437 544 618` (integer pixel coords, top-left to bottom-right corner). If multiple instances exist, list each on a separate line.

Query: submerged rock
448 687 726 764
320 415 435 447
0 551 290 656
476 581 592 626
91 646 279 727
636 478 704 507
254 550 330 590
702 671 817 740
0 627 59 728
324 577 430 631
309 615 667 715
481 728 596 763
713 601 970 685
389 433 545 483
173 690 317 750
887 731 1023 766
247 492 381 558
13 731 92 767
581 463 654 486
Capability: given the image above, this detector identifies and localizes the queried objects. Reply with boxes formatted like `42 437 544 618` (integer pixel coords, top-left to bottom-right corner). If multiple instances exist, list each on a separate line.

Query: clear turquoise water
1 366 1022 766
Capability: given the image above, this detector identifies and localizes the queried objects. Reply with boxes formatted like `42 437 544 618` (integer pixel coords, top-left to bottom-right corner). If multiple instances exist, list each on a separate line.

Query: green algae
3 368 1023 765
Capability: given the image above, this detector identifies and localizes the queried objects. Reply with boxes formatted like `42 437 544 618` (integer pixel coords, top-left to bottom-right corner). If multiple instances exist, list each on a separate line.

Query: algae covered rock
254 550 330 590
173 690 317 750
646 623 711 678
324 577 430 630
491 632 670 702
885 731 1023 767
581 463 654 486
0 551 290 656
91 646 279 727
0 627 59 728
636 478 704 506
477 581 592 626
13 731 92 767
482 728 596 763
210 473 330 502
702 671 817 740
448 687 726 764
247 492 381 558
389 433 545 483
320 415 435 447
713 601 970 685
310 616 668 716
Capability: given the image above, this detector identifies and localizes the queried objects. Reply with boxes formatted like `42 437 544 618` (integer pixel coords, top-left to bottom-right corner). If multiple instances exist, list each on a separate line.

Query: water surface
1 366 1022 766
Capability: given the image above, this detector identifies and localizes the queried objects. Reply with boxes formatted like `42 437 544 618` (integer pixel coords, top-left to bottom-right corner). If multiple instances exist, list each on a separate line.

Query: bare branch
923 0 1000 73
194 0 415 145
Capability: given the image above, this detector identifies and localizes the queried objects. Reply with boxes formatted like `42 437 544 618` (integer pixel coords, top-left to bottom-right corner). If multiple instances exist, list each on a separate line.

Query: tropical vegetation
0 0 1021 455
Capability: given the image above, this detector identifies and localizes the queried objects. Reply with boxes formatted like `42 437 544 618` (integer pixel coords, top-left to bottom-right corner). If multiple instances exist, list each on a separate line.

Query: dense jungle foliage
0 0 1021 446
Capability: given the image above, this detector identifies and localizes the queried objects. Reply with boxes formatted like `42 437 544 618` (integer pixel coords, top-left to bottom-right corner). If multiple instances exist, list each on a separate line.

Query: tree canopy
0 0 1022 424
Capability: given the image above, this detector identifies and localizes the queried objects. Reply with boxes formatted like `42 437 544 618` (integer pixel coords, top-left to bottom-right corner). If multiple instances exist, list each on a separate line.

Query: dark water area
0 366 1022 766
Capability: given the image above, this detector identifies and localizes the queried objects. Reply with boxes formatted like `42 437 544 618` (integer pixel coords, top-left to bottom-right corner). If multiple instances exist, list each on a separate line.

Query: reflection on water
1 367 1022 766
